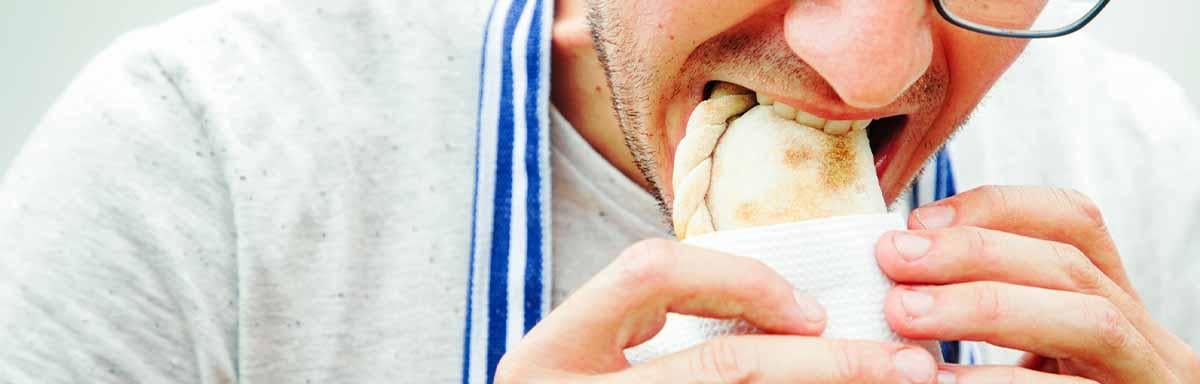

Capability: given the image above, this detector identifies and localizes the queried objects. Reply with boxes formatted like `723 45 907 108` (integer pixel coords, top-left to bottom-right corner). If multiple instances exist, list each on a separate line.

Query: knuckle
737 272 774 304
977 185 1012 212
735 259 783 301
829 341 890 382
961 227 998 268
1054 242 1103 293
1086 297 1131 352
971 284 1005 324
1054 188 1107 231
692 336 755 383
614 239 679 289
831 341 866 382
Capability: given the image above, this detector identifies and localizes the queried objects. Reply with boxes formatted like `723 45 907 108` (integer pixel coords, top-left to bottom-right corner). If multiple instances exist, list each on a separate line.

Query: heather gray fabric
0 1 487 382
1 0 1197 382
0 2 664 381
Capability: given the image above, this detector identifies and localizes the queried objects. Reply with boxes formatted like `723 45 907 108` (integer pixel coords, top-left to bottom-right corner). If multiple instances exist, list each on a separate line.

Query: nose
783 0 933 109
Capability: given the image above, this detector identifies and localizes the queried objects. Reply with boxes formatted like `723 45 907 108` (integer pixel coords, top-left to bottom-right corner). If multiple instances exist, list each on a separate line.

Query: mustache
686 28 947 109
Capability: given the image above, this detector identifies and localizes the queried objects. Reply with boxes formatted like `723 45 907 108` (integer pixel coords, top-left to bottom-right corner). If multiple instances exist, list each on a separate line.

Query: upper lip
760 91 908 122
723 81 915 121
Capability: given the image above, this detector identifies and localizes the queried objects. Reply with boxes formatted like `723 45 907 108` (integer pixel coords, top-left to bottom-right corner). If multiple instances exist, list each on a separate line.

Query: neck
549 8 651 191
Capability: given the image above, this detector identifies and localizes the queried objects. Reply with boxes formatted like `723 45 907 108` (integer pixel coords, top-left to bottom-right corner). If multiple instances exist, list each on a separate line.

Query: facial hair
585 1 950 217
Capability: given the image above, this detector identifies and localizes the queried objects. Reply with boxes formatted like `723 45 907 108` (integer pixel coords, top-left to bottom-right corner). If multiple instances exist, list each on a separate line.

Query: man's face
586 0 1030 206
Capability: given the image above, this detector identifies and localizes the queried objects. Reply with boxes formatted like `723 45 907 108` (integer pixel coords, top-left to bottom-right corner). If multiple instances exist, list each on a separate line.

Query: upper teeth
756 92 871 135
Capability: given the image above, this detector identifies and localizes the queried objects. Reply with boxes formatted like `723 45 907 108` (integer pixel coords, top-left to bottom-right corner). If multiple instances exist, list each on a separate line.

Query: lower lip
873 145 895 183
870 120 909 194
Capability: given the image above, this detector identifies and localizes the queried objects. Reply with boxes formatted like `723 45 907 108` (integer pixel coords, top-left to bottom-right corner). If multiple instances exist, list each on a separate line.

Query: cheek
939 24 1028 117
624 0 778 65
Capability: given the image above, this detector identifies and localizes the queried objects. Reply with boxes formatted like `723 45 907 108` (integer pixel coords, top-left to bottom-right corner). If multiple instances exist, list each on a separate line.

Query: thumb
608 336 938 383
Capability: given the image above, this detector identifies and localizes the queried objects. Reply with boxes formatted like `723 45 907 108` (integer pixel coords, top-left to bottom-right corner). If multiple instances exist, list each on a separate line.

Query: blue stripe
909 176 921 210
462 0 504 382
485 0 530 382
912 148 960 363
522 0 546 333
938 340 960 364
933 147 960 364
934 148 957 199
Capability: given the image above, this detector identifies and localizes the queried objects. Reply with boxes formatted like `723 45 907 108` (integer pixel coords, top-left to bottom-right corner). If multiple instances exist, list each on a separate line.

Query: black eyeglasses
933 0 1111 39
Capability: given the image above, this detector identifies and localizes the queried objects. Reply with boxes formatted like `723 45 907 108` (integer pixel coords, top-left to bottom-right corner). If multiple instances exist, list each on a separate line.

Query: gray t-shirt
0 1 664 380
548 108 670 306
2 1 1197 383
1 1 498 382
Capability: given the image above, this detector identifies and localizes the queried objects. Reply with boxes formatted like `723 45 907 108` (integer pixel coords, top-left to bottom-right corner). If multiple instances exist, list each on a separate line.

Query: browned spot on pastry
821 135 857 190
783 146 813 169
735 202 760 222
735 197 831 227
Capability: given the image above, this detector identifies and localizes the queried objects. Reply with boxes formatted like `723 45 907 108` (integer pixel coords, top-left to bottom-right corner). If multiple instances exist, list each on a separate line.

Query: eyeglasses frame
932 0 1112 39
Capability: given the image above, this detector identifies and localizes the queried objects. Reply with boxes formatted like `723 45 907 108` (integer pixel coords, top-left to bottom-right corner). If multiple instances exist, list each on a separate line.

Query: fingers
937 365 1100 384
612 336 938 384
877 224 1198 378
876 226 1122 297
884 282 1175 383
589 239 827 340
514 239 826 372
908 185 1133 294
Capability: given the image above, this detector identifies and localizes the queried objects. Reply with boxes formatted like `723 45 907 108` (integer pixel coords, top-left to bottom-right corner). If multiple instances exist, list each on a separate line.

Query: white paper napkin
625 213 940 363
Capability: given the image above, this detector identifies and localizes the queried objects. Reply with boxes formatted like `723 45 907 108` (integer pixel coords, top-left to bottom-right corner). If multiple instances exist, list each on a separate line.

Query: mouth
698 81 910 187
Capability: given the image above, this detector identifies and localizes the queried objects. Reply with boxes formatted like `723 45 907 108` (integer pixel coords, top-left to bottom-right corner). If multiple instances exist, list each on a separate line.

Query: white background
1 0 1198 171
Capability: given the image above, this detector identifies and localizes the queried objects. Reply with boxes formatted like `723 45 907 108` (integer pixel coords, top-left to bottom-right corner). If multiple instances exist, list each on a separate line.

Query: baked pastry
671 83 885 239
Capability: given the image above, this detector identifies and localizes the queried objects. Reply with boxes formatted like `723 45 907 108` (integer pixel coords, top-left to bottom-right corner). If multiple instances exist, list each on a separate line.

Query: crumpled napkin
625 213 940 363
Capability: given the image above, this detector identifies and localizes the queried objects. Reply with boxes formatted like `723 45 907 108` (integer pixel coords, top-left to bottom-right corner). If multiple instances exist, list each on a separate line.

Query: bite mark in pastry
671 82 885 239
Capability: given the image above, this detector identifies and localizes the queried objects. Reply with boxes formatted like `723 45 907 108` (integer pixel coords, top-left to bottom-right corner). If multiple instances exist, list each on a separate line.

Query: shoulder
99 0 493 113
1000 33 1199 146
958 33 1199 172
34 0 494 198
5 0 497 235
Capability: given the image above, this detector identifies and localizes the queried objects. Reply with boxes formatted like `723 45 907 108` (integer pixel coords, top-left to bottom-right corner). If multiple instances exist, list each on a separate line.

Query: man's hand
498 239 941 383
876 186 1200 383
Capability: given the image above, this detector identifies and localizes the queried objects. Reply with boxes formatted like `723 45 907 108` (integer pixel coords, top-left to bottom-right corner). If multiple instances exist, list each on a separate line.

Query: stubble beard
586 3 674 218
584 1 958 219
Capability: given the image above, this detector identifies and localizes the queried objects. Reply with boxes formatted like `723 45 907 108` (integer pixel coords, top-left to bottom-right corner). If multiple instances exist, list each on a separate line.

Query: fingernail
892 348 935 383
795 290 826 323
914 205 955 229
901 289 934 318
937 370 957 384
893 232 931 261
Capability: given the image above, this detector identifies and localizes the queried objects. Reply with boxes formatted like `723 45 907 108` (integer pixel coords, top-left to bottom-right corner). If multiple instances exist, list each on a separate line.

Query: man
0 0 1196 383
